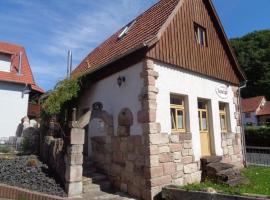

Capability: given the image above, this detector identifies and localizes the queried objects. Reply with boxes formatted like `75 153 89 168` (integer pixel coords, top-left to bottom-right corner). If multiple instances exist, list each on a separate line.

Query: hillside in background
230 30 270 99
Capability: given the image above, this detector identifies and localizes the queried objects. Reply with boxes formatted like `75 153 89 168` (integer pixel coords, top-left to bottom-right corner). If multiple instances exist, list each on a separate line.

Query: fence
246 146 270 167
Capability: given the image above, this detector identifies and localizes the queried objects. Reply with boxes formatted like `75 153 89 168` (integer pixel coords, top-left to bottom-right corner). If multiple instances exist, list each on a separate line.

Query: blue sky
0 0 269 91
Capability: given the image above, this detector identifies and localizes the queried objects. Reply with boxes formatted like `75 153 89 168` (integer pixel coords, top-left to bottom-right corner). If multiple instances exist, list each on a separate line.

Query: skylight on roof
118 20 136 39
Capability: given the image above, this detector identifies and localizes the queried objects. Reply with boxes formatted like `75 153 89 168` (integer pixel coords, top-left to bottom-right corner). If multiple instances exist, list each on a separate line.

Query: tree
230 30 270 99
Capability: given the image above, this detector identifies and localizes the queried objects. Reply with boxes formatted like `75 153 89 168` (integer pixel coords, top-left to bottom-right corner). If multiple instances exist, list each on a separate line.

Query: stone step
216 168 241 182
206 162 234 174
83 180 111 192
201 156 222 165
225 176 250 187
83 173 107 184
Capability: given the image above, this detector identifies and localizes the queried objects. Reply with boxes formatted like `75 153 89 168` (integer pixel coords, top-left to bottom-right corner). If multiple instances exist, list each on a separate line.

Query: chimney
67 50 72 78
18 51 22 75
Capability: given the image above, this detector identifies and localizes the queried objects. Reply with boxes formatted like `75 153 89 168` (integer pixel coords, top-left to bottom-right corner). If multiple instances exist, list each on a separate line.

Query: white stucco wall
0 81 29 138
155 62 238 161
78 62 144 136
0 54 11 72
242 112 257 126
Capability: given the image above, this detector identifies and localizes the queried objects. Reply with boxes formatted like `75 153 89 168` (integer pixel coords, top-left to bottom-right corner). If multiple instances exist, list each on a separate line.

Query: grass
182 166 270 197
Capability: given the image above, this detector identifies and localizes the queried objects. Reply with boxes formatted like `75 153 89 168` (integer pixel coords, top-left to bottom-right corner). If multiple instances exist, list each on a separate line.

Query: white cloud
1 0 157 90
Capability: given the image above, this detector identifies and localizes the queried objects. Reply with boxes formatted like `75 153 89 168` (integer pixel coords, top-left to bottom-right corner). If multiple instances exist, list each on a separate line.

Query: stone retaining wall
0 183 65 200
41 136 66 183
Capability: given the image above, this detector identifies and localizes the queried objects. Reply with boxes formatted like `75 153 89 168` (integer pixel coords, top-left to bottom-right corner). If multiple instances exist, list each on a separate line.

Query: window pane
219 103 224 111
170 96 183 105
198 111 201 131
177 110 184 129
199 28 204 46
171 108 176 129
202 111 208 131
198 101 206 109
220 114 226 130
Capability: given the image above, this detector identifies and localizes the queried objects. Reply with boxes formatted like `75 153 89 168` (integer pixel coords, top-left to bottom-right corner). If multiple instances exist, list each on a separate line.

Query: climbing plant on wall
41 77 81 118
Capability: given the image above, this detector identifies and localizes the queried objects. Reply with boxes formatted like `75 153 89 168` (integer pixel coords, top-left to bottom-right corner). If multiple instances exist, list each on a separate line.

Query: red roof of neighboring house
242 96 265 113
72 0 179 76
0 41 44 93
257 101 270 116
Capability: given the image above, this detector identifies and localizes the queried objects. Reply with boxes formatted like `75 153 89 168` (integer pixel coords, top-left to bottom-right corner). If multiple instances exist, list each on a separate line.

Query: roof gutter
79 39 155 78
238 80 248 167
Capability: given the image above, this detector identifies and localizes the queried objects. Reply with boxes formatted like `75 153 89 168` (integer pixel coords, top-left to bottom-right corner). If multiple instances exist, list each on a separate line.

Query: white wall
0 54 11 72
78 62 144 136
242 112 257 126
0 81 29 138
155 62 237 161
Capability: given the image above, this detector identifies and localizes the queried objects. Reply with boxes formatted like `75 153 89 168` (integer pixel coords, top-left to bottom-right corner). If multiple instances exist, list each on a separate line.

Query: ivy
41 77 81 117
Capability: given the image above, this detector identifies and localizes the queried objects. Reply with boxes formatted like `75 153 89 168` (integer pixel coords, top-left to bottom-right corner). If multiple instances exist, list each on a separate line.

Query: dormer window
194 23 207 47
0 53 11 72
118 20 136 39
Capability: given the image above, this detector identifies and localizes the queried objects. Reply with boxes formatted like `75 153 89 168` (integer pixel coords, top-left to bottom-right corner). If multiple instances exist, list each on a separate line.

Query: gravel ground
0 155 66 197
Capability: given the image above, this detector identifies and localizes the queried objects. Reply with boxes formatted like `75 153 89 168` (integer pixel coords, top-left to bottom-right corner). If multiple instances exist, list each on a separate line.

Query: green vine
41 77 81 117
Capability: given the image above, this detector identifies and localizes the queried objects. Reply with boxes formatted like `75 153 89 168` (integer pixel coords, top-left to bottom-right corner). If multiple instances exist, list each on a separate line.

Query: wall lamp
117 76 126 87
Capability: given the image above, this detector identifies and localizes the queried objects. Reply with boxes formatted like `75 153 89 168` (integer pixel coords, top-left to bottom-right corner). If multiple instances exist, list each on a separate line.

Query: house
242 96 270 126
72 0 246 199
0 41 44 140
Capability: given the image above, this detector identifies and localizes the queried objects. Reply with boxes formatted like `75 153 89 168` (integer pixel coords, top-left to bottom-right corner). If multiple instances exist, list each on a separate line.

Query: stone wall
92 135 148 198
92 59 201 199
90 59 244 200
140 59 201 199
40 136 66 183
221 86 244 167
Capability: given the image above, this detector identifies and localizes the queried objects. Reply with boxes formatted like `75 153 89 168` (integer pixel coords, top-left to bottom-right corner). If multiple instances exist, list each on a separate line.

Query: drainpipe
238 80 247 166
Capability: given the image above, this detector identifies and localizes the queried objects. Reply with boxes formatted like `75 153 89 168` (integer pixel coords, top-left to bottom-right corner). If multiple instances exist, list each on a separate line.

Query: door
198 100 212 156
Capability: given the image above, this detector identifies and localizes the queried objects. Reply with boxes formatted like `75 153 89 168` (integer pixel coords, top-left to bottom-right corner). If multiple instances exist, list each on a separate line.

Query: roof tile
0 41 44 93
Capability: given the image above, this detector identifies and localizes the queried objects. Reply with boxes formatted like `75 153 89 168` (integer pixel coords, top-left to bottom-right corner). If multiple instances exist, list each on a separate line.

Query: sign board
216 86 228 99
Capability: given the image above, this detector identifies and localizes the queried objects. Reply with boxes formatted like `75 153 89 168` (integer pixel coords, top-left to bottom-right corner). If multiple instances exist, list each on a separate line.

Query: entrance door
198 100 211 156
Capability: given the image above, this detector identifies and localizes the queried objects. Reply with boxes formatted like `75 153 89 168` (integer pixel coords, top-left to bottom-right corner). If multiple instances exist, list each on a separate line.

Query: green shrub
245 126 270 137
41 77 81 117
0 145 11 153
21 138 31 153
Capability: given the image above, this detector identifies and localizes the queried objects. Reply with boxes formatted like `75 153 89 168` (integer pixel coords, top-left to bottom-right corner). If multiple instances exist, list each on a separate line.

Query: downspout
238 80 247 166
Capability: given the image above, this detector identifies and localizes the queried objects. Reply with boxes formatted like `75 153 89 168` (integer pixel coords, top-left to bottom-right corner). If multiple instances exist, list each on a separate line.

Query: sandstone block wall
221 86 244 167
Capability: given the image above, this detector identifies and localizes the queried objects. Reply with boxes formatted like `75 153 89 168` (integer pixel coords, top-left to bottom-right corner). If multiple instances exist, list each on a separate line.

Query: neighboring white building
72 0 247 199
0 41 44 140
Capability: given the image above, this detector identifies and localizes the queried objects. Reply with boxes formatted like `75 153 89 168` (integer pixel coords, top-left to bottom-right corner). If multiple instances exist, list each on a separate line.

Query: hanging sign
216 85 228 99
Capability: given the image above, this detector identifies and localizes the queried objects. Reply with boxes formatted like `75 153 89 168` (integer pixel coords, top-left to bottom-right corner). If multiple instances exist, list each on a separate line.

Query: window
0 53 11 72
198 100 209 132
219 103 228 132
245 112 251 118
118 20 136 39
194 23 207 47
170 95 186 132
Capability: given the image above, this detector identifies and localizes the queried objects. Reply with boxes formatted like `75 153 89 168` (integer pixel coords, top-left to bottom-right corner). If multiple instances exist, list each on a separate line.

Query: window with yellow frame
219 103 228 132
170 95 186 132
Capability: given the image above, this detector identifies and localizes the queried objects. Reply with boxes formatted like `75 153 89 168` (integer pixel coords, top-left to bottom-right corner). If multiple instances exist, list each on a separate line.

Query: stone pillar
65 128 84 198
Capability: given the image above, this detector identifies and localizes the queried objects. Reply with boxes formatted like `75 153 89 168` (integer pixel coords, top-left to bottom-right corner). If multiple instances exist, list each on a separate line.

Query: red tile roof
242 96 265 113
72 0 180 76
0 41 44 93
257 101 270 116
